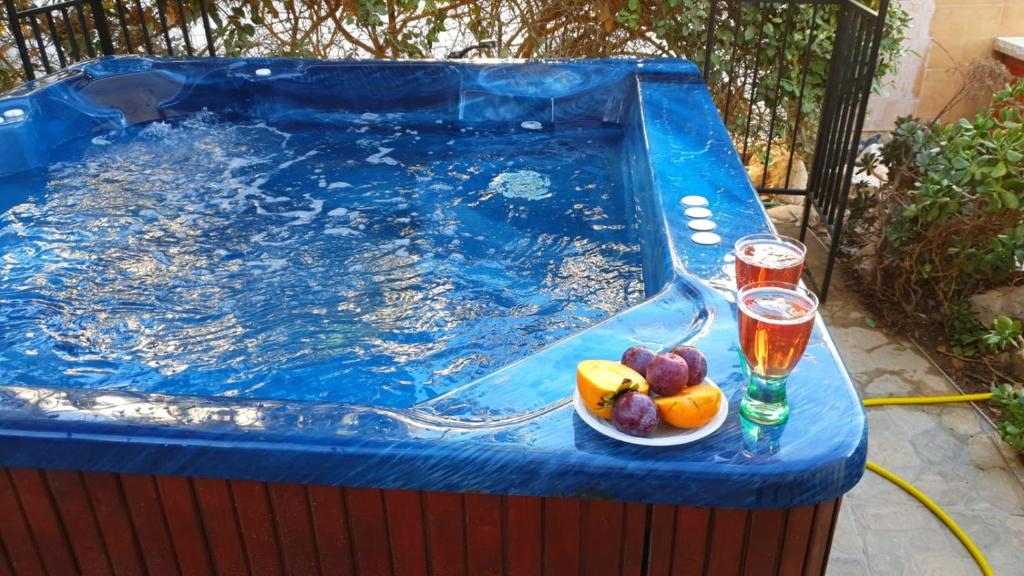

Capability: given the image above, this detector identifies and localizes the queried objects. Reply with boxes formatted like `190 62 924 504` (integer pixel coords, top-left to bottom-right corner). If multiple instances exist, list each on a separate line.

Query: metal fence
2 0 888 300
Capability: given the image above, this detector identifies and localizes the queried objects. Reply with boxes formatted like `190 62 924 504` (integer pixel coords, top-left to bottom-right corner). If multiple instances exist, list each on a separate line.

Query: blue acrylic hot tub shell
0 57 866 509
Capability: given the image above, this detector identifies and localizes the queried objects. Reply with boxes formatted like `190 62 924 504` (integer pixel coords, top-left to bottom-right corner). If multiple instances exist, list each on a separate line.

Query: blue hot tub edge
0 57 866 509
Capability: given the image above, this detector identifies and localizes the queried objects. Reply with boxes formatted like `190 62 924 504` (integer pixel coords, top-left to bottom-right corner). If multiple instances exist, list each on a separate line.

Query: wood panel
308 485 355 576
743 509 787 576
579 499 624 576
0 467 843 576
383 489 428 576
154 476 213 576
542 497 581 576
193 478 250 575
0 470 45 575
646 504 676 576
119 474 180 575
671 506 712 576
620 503 647 576
802 500 839 576
504 495 542 576
465 493 504 576
0 534 11 576
230 480 284 576
82 472 147 576
268 484 321 576
43 470 112 576
777 506 817 576
423 491 467 576
345 487 394 576
7 468 79 575
706 508 750 576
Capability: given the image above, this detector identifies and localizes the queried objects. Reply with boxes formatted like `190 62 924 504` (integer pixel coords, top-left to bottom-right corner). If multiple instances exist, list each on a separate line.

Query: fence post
3 0 35 80
87 0 115 55
703 0 718 76
817 0 890 300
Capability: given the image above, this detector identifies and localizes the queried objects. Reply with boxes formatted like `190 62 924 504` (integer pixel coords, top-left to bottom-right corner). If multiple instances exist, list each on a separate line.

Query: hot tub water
0 111 643 405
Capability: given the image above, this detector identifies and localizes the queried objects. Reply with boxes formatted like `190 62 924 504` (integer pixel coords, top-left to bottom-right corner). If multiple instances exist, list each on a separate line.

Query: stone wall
865 0 1024 133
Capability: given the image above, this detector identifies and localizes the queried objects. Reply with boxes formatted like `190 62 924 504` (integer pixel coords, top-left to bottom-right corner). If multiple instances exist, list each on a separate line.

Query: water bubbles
152 251 172 267
488 170 552 200
0 113 642 405
366 147 398 165
139 121 176 140
324 227 359 236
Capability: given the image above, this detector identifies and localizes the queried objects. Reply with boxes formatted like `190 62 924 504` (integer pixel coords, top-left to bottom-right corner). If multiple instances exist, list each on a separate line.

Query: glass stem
741 373 789 425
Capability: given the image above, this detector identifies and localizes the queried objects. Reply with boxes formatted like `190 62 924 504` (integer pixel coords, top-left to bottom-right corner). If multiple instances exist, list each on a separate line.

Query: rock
788 159 809 191
1009 349 1024 381
776 193 805 207
854 243 878 282
744 141 808 192
970 286 1024 326
767 203 818 227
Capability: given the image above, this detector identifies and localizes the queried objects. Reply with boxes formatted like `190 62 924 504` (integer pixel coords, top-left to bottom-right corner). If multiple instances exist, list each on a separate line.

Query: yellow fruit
576 360 649 419
653 384 721 429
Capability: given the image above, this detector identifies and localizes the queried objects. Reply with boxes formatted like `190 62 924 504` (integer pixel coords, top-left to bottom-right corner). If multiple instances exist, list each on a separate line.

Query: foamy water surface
0 112 643 405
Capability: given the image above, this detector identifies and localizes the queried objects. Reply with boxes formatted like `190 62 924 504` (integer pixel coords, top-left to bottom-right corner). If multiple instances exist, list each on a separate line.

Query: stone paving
776 217 1024 575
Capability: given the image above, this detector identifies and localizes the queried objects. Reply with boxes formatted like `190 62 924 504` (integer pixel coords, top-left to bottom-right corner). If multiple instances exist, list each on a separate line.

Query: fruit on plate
653 384 722 429
577 360 649 419
669 345 707 387
621 346 656 376
612 391 660 437
646 352 689 396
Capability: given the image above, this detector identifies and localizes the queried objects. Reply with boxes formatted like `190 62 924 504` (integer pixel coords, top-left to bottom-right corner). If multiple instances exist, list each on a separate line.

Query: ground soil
836 258 1015 426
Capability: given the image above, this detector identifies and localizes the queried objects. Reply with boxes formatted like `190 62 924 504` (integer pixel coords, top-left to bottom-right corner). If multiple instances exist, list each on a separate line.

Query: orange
576 360 649 419
653 384 722 429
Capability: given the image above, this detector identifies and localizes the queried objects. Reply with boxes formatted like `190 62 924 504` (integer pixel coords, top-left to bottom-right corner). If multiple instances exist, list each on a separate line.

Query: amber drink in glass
734 233 806 289
737 281 818 424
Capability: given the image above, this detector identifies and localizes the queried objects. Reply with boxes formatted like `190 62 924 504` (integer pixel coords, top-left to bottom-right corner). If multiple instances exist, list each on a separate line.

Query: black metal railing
2 0 889 300
697 0 889 299
3 0 216 80
800 0 889 299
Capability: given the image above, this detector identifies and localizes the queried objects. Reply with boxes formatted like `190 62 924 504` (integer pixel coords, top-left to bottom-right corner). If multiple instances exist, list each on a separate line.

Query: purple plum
621 346 656 376
646 353 689 396
669 345 708 387
612 391 659 437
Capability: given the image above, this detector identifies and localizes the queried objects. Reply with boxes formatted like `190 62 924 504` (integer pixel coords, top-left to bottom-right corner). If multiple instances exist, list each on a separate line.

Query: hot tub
0 58 865 575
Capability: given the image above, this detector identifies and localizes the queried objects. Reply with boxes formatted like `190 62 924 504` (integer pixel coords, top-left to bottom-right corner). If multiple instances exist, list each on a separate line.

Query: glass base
741 374 789 425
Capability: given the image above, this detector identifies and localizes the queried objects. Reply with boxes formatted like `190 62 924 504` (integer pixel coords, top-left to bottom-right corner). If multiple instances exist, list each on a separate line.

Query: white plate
572 378 729 446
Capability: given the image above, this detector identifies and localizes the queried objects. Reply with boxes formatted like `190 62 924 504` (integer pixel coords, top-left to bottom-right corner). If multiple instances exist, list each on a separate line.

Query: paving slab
772 221 1024 575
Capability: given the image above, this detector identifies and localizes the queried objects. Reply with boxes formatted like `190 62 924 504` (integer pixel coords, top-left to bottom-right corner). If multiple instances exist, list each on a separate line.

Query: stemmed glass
736 281 818 425
734 233 806 288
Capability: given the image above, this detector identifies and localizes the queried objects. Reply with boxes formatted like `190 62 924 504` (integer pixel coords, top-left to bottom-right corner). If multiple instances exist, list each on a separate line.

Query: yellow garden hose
864 392 995 576
863 392 994 407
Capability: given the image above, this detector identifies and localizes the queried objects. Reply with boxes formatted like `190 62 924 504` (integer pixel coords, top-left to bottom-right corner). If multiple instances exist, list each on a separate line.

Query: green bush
876 80 1024 309
992 384 1024 452
945 302 1023 357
